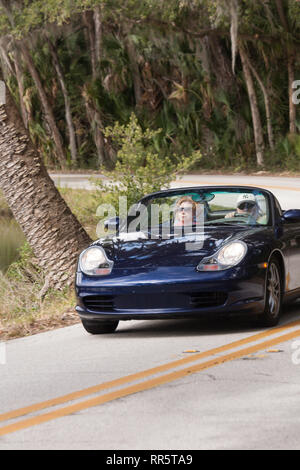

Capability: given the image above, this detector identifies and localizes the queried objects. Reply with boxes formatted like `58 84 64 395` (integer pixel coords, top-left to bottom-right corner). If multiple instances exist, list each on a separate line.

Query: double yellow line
1 319 300 437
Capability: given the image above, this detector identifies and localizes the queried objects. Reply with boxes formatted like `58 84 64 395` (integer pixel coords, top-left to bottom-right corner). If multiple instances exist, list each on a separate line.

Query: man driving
225 193 261 221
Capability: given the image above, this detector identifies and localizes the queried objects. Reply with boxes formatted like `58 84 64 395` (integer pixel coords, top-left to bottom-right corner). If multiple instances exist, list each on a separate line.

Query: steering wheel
234 212 249 218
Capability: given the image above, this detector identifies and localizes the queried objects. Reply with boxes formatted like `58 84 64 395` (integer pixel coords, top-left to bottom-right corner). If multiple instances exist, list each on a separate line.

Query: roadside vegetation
0 188 98 340
0 0 300 339
0 1 299 173
0 116 195 338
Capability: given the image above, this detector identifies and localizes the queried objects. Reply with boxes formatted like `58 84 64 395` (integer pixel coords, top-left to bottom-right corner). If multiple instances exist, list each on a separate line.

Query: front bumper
75 265 266 321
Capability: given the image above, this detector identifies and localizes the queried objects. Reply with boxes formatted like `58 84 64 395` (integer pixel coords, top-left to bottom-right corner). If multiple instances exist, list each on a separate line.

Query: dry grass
0 218 25 272
0 187 99 340
0 192 12 217
0 297 79 341
0 254 80 340
58 187 99 239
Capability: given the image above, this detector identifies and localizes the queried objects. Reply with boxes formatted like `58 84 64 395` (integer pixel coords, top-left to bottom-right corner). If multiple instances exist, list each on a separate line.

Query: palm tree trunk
13 48 29 130
0 79 91 294
19 42 67 168
288 53 297 134
82 86 106 166
83 10 97 80
0 43 14 77
239 46 264 166
123 25 143 106
94 5 103 69
245 53 275 150
0 42 29 130
47 37 78 165
275 0 296 134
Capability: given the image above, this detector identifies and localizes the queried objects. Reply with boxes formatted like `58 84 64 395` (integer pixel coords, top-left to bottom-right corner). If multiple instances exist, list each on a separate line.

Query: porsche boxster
75 186 300 334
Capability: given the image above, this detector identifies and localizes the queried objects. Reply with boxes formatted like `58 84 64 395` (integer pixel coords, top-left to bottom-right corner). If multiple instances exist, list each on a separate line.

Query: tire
259 257 283 327
81 319 119 335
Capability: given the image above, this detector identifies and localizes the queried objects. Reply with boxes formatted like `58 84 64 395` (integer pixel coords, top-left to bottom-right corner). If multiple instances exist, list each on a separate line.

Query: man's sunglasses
238 201 255 210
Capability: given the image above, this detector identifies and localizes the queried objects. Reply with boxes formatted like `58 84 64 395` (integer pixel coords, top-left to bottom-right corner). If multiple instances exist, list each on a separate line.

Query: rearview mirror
282 210 300 224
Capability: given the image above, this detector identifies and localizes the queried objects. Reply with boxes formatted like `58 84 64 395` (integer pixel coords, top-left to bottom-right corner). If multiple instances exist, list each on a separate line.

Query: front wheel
259 258 283 327
81 319 119 335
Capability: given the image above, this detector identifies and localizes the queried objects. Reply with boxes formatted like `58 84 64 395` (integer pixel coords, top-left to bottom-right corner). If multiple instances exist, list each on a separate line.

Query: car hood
95 226 268 268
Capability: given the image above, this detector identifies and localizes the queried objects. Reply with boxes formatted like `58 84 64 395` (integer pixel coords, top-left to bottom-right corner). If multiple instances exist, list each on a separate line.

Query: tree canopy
0 0 299 170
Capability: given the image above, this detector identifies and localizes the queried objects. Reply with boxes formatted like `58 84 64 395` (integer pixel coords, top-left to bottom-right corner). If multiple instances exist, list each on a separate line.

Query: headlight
79 246 114 276
197 241 247 271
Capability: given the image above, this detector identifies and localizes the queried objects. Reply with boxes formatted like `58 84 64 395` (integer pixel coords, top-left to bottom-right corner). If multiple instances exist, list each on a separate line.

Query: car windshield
127 188 270 234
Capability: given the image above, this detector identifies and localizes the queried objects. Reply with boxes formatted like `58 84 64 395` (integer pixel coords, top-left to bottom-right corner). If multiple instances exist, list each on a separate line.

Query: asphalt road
1 175 300 450
50 172 300 210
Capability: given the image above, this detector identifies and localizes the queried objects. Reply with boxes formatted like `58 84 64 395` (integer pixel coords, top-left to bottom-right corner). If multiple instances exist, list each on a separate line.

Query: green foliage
0 241 42 320
0 0 299 171
6 242 39 281
0 240 74 332
93 113 201 210
0 218 25 273
58 187 99 238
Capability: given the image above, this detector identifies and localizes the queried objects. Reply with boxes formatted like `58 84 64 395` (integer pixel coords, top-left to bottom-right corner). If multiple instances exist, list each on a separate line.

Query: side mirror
282 210 300 224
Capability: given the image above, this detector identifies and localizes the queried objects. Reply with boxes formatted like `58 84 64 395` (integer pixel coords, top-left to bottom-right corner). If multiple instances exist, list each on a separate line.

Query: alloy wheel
267 262 281 318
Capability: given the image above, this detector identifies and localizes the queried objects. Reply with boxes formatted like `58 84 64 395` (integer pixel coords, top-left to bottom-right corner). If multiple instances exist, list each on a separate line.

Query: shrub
92 113 202 212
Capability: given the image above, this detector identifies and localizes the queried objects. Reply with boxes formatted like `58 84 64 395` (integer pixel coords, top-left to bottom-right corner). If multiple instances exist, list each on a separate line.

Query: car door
284 218 300 291
274 197 300 292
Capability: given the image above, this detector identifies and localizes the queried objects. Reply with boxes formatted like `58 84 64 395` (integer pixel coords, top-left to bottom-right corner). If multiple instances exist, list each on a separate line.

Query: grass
0 239 80 340
0 192 12 217
0 187 101 340
58 187 100 239
0 218 26 273
0 274 78 341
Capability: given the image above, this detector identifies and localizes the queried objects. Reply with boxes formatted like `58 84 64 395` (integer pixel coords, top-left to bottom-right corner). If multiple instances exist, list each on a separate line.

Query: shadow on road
110 301 300 339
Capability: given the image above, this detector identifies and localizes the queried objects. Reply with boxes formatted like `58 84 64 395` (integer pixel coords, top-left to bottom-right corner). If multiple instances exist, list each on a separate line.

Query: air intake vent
189 292 227 308
83 295 114 311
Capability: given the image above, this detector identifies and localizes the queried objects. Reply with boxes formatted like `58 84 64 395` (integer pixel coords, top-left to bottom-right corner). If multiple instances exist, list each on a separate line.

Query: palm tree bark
0 78 92 294
239 46 264 166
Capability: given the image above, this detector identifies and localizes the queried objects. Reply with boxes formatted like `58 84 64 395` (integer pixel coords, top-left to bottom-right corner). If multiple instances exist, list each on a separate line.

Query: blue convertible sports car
75 186 300 334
